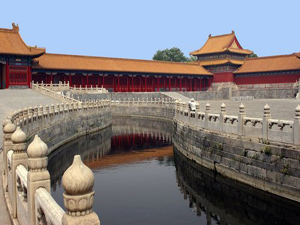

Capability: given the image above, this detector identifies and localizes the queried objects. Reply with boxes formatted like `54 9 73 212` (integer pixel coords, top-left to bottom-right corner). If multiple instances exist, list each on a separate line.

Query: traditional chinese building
0 23 212 91
0 23 300 91
190 31 253 83
234 53 300 85
0 23 45 89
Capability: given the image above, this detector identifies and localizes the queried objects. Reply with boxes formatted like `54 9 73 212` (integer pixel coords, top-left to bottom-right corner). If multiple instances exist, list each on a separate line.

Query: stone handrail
70 85 108 93
32 82 80 103
2 98 111 225
175 101 300 145
35 188 64 225
32 81 70 91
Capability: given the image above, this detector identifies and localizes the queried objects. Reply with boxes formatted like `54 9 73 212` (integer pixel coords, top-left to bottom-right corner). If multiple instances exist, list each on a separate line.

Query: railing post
205 103 210 129
220 103 226 132
263 104 270 141
62 155 100 225
2 120 16 191
27 135 50 225
238 103 245 136
294 105 300 145
11 126 28 218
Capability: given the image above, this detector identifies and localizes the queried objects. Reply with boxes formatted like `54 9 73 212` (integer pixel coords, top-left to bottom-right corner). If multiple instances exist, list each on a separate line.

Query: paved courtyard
198 98 300 120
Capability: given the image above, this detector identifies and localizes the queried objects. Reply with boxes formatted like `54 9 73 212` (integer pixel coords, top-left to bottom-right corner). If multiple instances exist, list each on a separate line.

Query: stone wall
179 88 297 100
173 113 300 203
111 99 175 122
73 92 166 101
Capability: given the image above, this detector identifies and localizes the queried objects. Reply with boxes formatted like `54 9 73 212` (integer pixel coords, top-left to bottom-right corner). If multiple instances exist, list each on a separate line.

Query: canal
48 117 300 225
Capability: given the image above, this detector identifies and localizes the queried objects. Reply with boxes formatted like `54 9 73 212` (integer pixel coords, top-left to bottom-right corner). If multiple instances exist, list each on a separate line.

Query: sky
1 0 299 60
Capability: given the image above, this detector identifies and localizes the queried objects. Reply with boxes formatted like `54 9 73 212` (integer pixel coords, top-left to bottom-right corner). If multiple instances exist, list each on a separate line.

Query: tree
249 53 258 58
187 55 198 62
153 47 189 62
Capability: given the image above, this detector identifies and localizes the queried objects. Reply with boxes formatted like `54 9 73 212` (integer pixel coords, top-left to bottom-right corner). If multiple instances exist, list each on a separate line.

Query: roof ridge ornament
12 23 19 32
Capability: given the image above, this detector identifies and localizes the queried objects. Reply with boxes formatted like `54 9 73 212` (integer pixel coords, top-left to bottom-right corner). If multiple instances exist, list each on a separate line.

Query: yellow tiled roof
234 54 300 74
190 31 252 56
200 59 244 66
0 23 45 57
33 53 213 76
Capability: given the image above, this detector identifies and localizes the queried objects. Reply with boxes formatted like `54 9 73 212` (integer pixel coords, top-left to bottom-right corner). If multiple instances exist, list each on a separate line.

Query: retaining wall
173 102 300 203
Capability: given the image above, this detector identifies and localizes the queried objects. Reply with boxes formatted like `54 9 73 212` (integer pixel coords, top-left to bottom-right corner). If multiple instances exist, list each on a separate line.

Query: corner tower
190 31 252 84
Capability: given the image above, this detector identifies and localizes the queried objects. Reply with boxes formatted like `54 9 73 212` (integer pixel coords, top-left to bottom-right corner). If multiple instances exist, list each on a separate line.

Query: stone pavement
198 98 300 120
0 89 61 224
0 89 61 147
162 92 190 102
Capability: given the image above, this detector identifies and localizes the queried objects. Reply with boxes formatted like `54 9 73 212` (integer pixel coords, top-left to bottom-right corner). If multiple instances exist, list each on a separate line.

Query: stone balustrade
70 85 108 94
175 100 300 145
2 98 111 225
3 127 100 225
174 99 300 203
32 81 70 92
32 82 80 103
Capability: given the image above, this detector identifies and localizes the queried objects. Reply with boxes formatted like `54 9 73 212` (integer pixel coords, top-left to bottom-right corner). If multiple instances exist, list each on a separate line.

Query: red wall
234 73 300 85
212 72 234 83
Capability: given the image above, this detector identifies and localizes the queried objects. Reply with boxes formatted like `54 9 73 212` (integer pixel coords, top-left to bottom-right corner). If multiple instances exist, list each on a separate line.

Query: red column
132 76 134 92
6 61 9 88
86 76 89 87
140 77 142 92
157 77 160 92
145 77 147 92
180 77 182 91
98 76 100 87
102 76 105 88
208 77 211 88
69 74 72 87
118 76 120 92
27 66 32 88
126 76 129 92
169 77 171 91
152 77 155 92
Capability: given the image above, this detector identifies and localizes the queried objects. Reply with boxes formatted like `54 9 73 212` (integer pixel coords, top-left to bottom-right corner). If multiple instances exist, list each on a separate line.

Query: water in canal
49 117 300 225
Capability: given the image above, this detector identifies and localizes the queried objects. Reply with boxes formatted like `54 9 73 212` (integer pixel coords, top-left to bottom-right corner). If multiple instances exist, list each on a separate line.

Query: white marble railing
32 81 70 91
35 188 64 225
32 82 80 103
2 99 110 225
175 101 300 145
70 85 108 93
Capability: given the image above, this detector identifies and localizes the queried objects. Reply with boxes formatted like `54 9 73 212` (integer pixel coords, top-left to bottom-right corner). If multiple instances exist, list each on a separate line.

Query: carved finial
239 103 245 114
3 120 16 133
295 105 300 117
206 103 210 111
62 155 98 221
2 118 10 128
62 155 94 196
264 104 270 115
12 23 19 32
221 103 226 113
27 135 48 159
11 126 26 144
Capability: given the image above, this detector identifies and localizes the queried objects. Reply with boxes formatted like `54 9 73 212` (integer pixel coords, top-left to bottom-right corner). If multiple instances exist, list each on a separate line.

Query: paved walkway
0 89 61 147
0 89 61 224
162 92 190 102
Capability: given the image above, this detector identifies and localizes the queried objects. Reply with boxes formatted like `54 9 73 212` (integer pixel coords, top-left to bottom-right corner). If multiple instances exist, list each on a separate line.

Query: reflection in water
49 117 300 225
174 147 300 225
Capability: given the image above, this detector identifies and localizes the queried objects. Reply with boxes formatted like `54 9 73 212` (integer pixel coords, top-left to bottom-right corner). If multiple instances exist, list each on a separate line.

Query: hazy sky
1 0 299 60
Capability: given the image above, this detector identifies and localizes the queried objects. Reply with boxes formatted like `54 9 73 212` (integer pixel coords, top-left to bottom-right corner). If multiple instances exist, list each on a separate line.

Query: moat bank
49 117 300 225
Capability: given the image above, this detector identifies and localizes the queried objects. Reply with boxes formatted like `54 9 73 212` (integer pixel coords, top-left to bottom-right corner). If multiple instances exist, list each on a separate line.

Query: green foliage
262 146 272 156
249 53 258 58
281 164 289 175
188 55 198 62
153 47 189 62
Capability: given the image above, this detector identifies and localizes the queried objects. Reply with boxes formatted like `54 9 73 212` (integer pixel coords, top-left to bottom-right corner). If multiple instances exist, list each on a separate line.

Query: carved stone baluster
62 155 100 225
